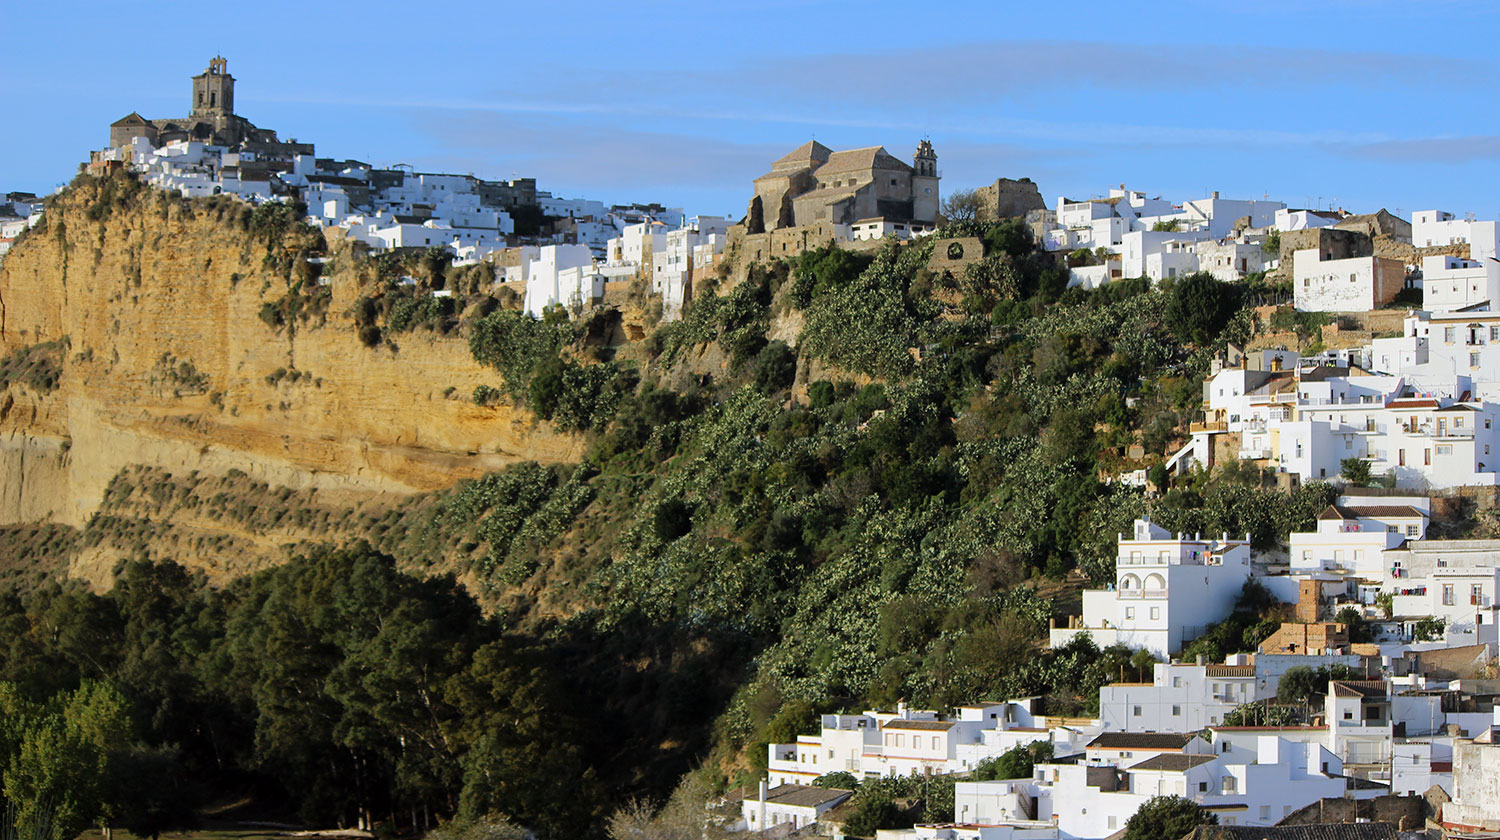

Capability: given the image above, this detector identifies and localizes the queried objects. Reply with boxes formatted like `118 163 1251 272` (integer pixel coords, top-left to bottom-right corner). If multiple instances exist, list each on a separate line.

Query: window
1425 449 1432 466
1443 584 1455 606
1172 705 1181 716
1108 817 1117 830
1222 775 1237 793
1446 327 1457 343
1472 353 1482 367
1172 676 1181 688
1491 325 1500 341
1473 584 1484 606
1199 781 1208 792
1150 607 1160 620
1406 525 1419 537
1437 445 1452 455
1126 607 1135 619
1260 806 1271 820
1399 449 1406 467
1343 709 1354 720
1132 706 1142 716
1387 525 1399 533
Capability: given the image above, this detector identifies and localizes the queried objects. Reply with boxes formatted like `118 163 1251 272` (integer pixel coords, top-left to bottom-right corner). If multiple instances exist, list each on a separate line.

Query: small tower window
210 92 217 107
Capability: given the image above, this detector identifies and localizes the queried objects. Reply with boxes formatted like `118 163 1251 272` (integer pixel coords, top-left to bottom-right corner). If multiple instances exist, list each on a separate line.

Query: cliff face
0 178 581 544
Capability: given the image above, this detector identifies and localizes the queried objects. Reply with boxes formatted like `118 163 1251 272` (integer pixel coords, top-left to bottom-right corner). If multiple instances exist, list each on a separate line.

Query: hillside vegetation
0 177 1337 838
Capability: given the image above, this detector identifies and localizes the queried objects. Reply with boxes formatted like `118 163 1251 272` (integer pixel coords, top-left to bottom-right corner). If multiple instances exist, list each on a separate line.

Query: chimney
1212 191 1220 200
1197 654 1205 666
759 779 767 831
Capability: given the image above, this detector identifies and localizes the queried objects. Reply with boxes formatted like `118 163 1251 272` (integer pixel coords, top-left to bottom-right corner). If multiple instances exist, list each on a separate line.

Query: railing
1238 448 1272 460
1118 589 1169 599
1190 421 1228 433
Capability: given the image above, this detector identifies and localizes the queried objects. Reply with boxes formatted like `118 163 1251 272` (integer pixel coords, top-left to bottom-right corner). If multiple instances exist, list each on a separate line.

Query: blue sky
4 0 1499 221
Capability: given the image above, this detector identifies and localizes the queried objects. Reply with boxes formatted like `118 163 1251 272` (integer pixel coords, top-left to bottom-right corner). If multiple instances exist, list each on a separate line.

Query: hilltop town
4 57 1500 840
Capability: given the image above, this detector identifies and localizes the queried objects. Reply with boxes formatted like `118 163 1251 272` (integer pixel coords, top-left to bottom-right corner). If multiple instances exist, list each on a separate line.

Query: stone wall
927 237 985 275
1281 794 1432 831
976 178 1045 222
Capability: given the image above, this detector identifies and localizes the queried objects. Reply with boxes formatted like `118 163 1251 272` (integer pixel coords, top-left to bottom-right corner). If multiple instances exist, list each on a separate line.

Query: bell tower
912 139 940 223
191 56 235 117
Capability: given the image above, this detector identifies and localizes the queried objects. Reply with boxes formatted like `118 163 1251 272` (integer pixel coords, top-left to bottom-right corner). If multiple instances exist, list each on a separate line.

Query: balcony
1119 588 1169 599
1238 448 1272 460
1191 421 1228 434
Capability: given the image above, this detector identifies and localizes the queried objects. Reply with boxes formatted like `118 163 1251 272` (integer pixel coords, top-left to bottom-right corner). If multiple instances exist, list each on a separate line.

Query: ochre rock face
0 180 582 530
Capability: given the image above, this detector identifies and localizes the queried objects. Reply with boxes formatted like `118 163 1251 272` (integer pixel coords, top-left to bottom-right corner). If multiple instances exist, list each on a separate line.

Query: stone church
108 56 293 151
747 139 940 233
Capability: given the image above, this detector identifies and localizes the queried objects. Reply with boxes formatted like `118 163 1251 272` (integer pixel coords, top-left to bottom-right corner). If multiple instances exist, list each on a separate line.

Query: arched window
1120 574 1142 591
1144 573 1167 591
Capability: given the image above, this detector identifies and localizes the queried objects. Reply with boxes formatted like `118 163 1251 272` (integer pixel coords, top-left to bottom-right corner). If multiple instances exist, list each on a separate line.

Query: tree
940 189 984 224
1151 219 1182 232
842 794 907 838
1414 616 1444 642
1340 457 1372 485
812 771 858 790
753 341 797 393
1222 702 1298 727
1147 463 1169 492
1130 648 1159 682
972 741 1052 781
1122 795 1216 840
1163 272 1242 347
1276 666 1321 707
1336 606 1371 643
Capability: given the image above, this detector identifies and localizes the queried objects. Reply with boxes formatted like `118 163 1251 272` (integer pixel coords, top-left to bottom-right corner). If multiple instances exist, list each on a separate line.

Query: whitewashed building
1098 657 1256 732
1292 249 1406 312
1050 519 1252 658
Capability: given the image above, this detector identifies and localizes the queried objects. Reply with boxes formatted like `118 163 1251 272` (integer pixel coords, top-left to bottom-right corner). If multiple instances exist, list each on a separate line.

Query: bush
842 795 907 839
1123 795 1215 839
1164 272 1241 347
1340 457 1372 485
753 341 797 393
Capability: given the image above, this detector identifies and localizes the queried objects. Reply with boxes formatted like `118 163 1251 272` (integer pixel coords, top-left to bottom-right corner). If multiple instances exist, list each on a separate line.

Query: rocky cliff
0 175 582 579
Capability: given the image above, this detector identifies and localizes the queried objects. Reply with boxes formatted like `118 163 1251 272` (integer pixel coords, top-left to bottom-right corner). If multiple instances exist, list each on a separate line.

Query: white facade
522 244 598 317
1033 736 1357 838
1193 346 1500 489
1413 210 1499 262
1275 208 1341 232
1098 659 1256 732
1051 519 1252 658
1423 254 1499 312
767 700 1099 786
741 783 852 833
1293 249 1405 312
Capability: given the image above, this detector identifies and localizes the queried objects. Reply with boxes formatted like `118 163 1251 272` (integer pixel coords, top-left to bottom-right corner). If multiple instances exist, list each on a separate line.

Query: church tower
191 56 235 117
912 139 940 224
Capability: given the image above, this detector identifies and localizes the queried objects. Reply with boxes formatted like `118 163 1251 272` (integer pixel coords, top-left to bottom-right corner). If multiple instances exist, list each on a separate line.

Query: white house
1413 210 1499 262
741 783 852 833
522 244 598 317
1051 518 1252 658
1288 503 1426 577
1098 657 1256 732
1033 735 1362 837
767 699 1099 785
1275 208 1341 232
1293 249 1406 312
1423 254 1500 313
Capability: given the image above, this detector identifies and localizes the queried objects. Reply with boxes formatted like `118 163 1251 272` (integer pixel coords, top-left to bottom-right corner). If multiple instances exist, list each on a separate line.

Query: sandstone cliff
0 175 583 579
